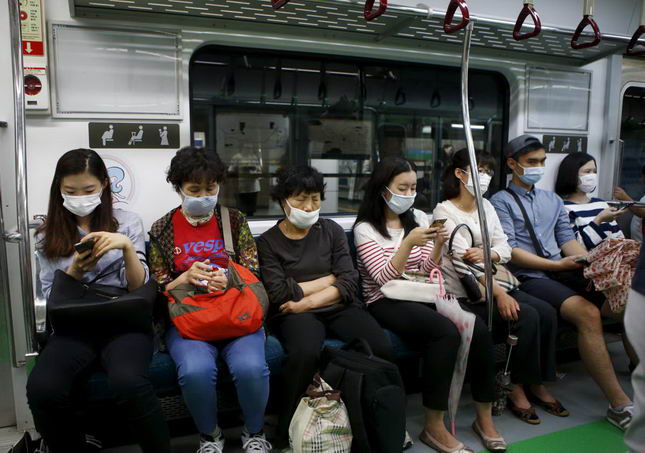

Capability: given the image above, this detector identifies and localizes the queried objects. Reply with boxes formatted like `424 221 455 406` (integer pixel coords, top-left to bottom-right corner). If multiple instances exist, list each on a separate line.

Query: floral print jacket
148 205 259 289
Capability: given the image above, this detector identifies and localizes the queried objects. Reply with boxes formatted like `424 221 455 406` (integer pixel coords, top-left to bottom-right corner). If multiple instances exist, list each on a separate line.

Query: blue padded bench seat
84 331 418 402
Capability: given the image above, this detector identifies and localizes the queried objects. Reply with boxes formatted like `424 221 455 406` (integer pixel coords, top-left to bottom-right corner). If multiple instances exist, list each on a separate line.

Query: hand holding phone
430 218 447 229
74 238 95 254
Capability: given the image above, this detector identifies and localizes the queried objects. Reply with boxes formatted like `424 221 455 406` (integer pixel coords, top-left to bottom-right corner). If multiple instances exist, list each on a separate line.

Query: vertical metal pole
8 0 38 362
460 22 495 329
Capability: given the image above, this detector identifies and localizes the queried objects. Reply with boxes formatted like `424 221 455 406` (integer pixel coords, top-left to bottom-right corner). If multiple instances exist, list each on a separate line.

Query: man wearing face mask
491 135 634 430
256 166 395 448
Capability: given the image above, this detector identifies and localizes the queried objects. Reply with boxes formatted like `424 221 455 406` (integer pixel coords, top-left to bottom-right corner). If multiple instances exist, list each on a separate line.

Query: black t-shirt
256 218 360 315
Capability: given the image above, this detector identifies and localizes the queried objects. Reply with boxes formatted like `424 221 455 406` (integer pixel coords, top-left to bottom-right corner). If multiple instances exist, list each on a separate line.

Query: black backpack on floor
321 339 406 453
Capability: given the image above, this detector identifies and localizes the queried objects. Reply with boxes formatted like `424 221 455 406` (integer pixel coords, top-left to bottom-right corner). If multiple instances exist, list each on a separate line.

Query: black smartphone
74 238 95 254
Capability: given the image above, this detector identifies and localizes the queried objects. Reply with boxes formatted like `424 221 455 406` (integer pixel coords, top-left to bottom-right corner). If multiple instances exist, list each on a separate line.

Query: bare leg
508 384 531 409
601 302 639 366
529 384 557 404
424 409 460 449
561 296 631 408
474 402 501 438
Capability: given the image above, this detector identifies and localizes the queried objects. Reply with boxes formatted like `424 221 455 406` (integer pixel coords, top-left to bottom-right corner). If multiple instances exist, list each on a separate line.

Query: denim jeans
166 326 270 435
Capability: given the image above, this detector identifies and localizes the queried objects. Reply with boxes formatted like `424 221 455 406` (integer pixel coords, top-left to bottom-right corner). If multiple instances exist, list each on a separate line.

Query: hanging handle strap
505 188 547 258
513 2 542 41
627 25 645 55
271 0 289 9
364 0 387 21
571 0 601 49
220 207 235 260
443 0 470 34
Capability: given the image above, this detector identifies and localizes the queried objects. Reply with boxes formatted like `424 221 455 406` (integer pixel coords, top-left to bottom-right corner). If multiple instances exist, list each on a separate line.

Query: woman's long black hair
354 157 418 239
555 152 596 197
38 149 115 258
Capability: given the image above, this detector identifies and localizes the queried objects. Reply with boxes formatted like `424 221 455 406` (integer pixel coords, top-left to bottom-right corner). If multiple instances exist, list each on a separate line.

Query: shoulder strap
220 206 235 259
87 257 125 285
504 188 546 258
448 223 494 275
448 223 474 255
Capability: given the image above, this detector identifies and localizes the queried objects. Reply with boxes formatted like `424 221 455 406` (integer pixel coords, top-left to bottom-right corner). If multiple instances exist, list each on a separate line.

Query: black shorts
519 276 605 310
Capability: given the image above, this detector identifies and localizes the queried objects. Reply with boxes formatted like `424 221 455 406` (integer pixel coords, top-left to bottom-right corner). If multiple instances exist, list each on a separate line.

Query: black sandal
507 398 541 425
527 393 570 417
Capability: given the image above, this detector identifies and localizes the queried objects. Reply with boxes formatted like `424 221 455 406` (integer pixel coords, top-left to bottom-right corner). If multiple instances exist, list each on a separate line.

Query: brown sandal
528 394 570 417
507 398 541 425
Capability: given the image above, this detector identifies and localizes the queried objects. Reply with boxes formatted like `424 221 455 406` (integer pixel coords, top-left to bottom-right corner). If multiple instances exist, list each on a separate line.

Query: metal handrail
460 22 494 329
364 0 387 21
8 0 38 362
443 0 470 34
0 180 18 368
571 0 602 50
513 1 542 41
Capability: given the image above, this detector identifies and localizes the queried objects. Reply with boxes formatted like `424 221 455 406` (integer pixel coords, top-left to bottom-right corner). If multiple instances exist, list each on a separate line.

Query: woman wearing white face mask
149 147 272 453
256 166 395 448
28 149 171 453
556 152 626 251
434 149 565 430
354 157 508 453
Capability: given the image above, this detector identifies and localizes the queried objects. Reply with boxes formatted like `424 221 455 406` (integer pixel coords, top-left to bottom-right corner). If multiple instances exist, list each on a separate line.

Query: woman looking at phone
353 156 507 453
27 148 171 453
433 148 565 427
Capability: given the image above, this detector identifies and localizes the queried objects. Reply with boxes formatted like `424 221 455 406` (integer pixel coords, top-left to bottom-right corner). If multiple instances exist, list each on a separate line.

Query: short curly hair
271 166 326 201
166 147 226 191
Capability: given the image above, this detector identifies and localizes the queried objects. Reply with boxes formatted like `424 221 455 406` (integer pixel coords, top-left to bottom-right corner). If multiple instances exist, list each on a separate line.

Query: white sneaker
197 434 225 453
241 428 272 453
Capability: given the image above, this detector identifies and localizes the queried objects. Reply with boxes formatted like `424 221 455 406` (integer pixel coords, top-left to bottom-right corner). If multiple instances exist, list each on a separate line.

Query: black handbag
48 258 157 337
448 224 485 301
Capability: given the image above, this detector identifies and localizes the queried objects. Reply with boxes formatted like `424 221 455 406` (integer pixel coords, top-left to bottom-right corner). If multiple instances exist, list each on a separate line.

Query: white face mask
286 200 320 229
461 170 492 196
383 187 416 215
61 191 102 217
578 173 598 193
180 188 219 217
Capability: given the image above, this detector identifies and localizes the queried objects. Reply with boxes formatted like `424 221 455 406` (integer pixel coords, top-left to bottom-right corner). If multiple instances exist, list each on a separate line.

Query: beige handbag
288 374 352 453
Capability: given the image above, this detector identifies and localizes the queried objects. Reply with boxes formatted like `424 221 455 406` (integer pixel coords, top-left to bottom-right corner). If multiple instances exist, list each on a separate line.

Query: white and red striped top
354 210 440 305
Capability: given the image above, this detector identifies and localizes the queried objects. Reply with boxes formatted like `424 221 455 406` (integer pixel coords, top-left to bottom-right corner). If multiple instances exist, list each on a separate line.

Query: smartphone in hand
430 218 447 229
74 238 95 254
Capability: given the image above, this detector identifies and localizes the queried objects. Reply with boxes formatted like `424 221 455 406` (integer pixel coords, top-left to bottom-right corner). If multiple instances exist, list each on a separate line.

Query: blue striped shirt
563 198 624 251
490 182 576 279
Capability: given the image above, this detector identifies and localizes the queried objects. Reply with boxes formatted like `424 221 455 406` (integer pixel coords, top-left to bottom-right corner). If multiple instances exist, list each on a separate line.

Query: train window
190 47 508 217
618 86 645 199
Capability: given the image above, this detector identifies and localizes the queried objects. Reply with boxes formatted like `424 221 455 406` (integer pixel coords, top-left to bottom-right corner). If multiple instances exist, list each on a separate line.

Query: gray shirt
36 209 149 299
490 182 576 279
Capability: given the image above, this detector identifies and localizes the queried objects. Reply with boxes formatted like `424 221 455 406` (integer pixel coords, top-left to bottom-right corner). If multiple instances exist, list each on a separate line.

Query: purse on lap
48 257 156 337
448 223 519 303
164 207 268 341
380 268 446 303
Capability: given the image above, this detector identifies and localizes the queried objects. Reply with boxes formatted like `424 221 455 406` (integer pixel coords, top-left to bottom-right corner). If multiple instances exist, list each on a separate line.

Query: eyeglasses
460 168 495 177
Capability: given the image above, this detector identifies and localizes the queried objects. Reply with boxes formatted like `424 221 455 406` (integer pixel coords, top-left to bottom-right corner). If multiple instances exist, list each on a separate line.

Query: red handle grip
443 0 470 34
513 4 542 41
271 0 289 10
626 25 645 56
571 15 602 49
364 0 387 21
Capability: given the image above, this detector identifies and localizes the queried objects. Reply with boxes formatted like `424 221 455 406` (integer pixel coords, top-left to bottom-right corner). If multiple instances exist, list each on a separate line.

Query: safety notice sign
20 0 44 56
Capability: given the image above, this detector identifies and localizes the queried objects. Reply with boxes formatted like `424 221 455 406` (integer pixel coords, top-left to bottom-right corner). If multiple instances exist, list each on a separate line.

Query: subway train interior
1 0 645 451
